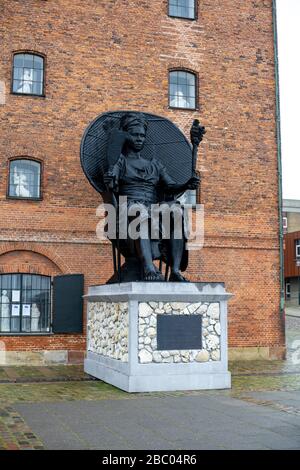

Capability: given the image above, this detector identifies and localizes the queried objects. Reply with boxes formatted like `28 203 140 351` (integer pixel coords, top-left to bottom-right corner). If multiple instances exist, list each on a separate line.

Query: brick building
0 0 285 364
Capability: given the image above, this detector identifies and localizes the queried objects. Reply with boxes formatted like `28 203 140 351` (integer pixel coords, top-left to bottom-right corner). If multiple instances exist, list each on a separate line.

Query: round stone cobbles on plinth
87 302 129 362
138 301 221 364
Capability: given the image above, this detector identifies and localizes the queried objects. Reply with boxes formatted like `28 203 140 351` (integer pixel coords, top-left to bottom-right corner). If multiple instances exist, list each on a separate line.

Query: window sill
6 196 42 202
0 332 53 336
168 15 196 21
10 92 45 98
168 105 199 112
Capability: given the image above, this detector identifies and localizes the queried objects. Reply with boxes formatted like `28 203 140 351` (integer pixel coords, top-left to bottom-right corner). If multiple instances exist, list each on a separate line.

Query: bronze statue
80 111 205 282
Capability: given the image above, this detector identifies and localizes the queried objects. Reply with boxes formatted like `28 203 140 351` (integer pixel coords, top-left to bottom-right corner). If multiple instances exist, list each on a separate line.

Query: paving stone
11 395 300 450
0 315 299 450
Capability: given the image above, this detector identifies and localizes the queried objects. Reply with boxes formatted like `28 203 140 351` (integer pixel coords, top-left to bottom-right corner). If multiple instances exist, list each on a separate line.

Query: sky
276 0 300 200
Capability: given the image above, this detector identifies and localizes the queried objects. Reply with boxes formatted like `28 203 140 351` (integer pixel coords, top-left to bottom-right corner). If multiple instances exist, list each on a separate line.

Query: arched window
0 274 51 333
169 70 197 109
169 0 196 19
8 159 42 199
12 53 44 96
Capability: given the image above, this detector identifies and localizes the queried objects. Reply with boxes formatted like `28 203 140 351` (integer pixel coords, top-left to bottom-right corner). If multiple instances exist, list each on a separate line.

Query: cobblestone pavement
0 364 91 384
0 314 299 450
0 405 44 450
12 394 300 450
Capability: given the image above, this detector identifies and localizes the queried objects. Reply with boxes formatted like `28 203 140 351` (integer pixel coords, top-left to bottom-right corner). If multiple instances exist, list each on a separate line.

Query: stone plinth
84 282 232 393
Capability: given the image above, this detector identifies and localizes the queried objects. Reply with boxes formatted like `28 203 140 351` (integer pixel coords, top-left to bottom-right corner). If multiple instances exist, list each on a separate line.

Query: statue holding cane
81 111 206 282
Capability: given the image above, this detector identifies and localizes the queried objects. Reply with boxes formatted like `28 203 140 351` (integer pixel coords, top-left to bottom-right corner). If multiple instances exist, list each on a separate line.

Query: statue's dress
109 155 188 269
112 154 179 202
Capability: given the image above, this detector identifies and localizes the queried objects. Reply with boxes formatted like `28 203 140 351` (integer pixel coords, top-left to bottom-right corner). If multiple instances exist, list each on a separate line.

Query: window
177 184 199 206
169 70 196 109
296 240 300 258
8 159 41 199
180 189 197 206
169 0 196 19
286 281 291 299
283 217 288 230
0 274 51 333
12 53 44 96
185 189 197 205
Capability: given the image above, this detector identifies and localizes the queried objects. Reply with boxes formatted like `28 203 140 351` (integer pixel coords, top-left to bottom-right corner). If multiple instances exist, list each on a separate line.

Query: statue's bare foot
144 269 164 282
169 271 189 282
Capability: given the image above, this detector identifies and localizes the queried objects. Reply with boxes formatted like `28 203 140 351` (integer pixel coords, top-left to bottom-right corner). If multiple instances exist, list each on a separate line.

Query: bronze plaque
157 314 202 351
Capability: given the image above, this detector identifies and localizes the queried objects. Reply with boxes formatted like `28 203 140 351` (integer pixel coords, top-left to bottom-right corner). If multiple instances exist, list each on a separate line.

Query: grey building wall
283 199 300 233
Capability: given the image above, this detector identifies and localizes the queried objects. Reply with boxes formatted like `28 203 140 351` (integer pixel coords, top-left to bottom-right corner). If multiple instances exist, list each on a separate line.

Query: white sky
277 0 300 200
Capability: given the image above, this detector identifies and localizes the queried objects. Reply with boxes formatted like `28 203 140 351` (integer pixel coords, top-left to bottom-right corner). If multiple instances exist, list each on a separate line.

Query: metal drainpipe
272 0 285 314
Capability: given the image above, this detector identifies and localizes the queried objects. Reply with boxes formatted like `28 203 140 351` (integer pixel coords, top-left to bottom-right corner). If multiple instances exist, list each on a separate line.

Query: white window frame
296 240 300 258
12 53 45 97
168 0 196 20
169 70 197 110
8 159 42 200
283 217 288 229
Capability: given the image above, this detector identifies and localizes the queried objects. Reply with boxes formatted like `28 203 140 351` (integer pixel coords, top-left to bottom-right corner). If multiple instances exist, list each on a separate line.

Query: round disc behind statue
80 111 193 194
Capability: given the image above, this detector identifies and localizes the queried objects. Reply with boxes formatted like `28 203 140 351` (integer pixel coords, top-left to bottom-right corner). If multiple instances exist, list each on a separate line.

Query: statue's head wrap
119 112 148 133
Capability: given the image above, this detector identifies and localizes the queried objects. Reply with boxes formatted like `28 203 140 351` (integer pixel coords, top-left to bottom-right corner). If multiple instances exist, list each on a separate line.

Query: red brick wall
0 0 285 356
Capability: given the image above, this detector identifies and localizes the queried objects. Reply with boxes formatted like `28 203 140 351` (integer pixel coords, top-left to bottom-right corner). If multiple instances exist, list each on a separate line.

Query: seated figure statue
103 113 202 282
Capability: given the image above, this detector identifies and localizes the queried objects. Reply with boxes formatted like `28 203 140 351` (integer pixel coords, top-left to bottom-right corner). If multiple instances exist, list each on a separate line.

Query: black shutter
52 274 84 334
